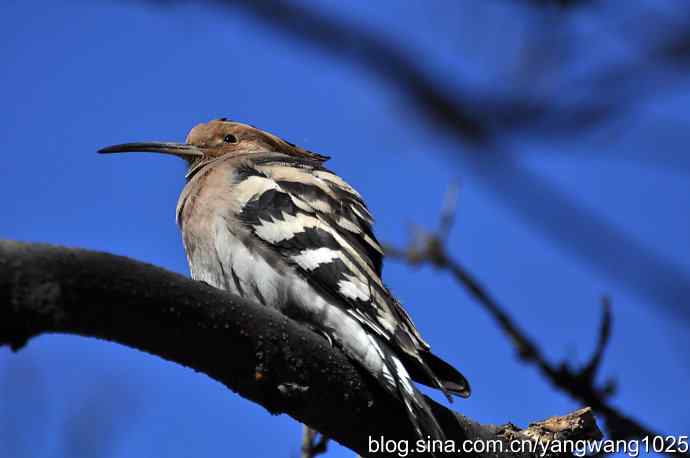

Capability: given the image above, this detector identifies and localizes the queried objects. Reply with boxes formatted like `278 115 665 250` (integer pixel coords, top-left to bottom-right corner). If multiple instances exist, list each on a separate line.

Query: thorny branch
383 188 682 454
0 240 602 457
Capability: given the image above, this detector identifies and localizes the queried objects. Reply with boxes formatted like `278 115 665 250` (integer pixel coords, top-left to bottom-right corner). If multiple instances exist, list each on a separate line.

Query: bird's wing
233 152 431 355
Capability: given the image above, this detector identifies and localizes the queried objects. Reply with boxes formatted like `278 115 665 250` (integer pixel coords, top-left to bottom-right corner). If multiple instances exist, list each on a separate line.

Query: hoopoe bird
99 119 470 441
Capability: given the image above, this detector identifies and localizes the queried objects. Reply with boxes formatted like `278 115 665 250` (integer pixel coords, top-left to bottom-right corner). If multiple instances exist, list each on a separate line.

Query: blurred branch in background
146 0 690 321
0 358 48 458
61 379 140 458
0 357 139 458
383 187 680 453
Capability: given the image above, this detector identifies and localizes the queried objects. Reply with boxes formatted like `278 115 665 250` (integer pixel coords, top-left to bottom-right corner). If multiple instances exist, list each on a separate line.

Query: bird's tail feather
398 350 471 401
420 351 471 399
379 343 446 443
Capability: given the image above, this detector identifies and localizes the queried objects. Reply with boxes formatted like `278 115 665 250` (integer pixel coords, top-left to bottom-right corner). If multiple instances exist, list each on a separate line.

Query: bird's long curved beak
98 142 204 158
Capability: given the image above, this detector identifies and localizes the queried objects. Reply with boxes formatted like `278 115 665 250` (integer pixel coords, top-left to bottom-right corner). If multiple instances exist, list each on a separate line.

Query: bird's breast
176 162 273 304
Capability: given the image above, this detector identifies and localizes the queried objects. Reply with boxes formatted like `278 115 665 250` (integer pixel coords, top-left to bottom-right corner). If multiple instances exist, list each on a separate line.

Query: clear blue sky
1 2 688 457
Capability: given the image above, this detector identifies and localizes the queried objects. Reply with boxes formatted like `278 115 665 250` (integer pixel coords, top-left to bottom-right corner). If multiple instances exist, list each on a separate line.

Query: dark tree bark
0 240 600 457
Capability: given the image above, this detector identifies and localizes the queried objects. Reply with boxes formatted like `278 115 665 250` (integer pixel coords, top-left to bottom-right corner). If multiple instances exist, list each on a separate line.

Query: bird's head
99 119 329 172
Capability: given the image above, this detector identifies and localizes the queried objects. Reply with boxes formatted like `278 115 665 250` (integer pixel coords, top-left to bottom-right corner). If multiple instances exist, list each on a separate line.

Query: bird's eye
223 134 238 144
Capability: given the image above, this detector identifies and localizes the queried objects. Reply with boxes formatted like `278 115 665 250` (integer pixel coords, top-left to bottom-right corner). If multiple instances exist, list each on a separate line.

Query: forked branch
384 189 672 451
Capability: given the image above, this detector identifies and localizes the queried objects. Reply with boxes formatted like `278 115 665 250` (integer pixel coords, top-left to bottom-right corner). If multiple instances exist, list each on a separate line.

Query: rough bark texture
0 240 601 457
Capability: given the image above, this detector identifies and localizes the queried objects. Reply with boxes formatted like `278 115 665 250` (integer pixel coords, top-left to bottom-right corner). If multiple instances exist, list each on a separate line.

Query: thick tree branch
0 240 600 457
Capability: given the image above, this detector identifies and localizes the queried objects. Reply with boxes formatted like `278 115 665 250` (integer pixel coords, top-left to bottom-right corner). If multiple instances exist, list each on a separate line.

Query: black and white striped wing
234 153 426 351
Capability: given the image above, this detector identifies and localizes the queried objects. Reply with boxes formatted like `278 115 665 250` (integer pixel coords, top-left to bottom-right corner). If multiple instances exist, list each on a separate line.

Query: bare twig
437 181 459 242
384 189 683 454
580 298 612 385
